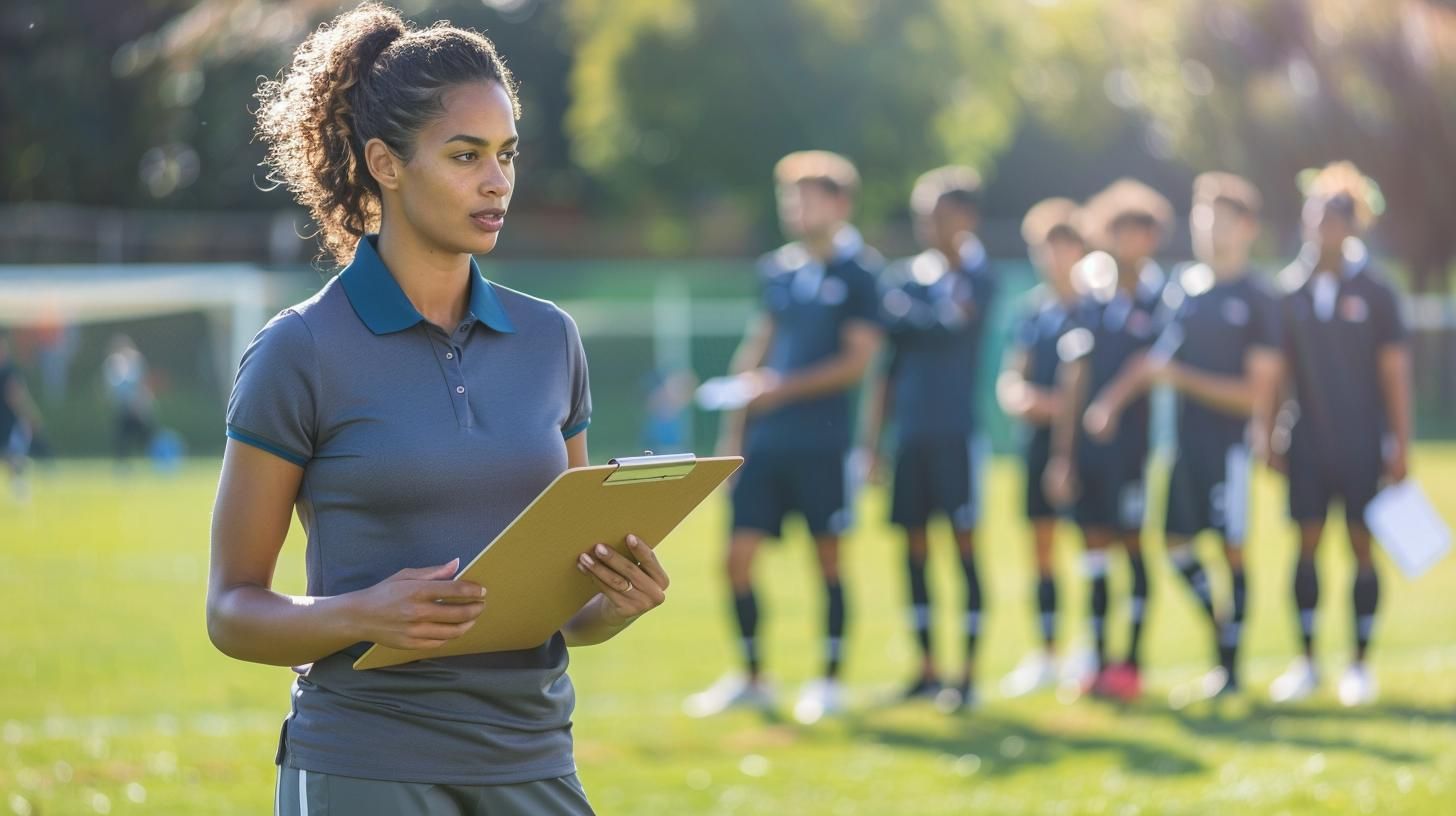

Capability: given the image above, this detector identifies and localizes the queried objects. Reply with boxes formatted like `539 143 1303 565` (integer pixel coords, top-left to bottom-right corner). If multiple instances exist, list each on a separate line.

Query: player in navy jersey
687 151 885 724
997 198 1087 697
861 166 996 711
1267 162 1412 707
1045 179 1173 702
1085 173 1282 698
0 332 43 502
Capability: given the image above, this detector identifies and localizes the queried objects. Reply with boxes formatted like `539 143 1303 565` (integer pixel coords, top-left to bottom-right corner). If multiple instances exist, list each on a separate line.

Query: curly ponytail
255 2 519 267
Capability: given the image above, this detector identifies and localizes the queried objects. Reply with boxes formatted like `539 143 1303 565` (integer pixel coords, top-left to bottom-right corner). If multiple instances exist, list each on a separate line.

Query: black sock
732 589 760 677
1087 552 1110 670
1220 568 1247 680
1036 574 1057 648
825 580 846 678
1353 568 1379 662
1172 547 1215 623
961 552 982 677
1294 557 1319 657
1127 554 1149 669
906 552 932 660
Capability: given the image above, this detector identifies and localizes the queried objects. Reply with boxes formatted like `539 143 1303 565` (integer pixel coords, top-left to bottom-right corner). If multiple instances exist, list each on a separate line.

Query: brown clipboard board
353 453 742 670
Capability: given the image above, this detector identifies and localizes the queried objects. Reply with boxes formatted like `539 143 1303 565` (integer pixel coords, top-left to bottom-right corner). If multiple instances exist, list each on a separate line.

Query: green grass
3 449 1455 815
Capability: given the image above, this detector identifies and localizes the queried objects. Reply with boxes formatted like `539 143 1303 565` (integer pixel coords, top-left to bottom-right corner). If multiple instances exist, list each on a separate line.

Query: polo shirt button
445 351 454 359
455 385 466 394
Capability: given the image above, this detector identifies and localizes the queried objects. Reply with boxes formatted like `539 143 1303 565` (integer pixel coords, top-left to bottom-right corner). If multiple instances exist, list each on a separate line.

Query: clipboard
1365 479 1451 579
353 453 743 670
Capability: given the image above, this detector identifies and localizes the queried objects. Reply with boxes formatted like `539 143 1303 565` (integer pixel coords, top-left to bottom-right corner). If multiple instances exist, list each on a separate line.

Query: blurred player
0 332 44 501
1267 162 1411 707
997 198 1087 697
686 151 884 723
1085 173 1281 698
103 334 156 463
861 166 996 711
1044 179 1173 702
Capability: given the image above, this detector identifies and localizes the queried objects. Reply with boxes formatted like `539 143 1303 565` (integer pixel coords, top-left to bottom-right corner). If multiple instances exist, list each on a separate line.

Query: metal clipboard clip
603 452 697 484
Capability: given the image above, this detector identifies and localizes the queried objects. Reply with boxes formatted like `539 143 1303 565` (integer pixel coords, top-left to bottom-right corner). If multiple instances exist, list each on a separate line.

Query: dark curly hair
254 2 520 267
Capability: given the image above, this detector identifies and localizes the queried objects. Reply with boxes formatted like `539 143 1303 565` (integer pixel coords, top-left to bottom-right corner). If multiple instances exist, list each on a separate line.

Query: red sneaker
1103 663 1143 702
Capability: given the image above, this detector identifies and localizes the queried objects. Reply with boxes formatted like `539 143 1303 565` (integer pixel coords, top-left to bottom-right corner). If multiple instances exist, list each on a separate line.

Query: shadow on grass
836 710 1204 779
1161 699 1448 764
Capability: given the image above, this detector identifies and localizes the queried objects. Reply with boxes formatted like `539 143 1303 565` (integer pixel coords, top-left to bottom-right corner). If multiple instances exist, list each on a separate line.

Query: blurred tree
1086 0 1456 412
1101 0 1456 294
563 0 1125 252
1 0 583 213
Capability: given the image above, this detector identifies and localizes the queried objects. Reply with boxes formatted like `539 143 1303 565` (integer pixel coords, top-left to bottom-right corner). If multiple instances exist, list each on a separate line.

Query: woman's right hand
346 558 487 650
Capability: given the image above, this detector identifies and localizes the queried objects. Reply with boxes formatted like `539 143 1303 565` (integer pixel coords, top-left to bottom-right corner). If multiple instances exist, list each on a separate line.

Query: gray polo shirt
225 235 591 785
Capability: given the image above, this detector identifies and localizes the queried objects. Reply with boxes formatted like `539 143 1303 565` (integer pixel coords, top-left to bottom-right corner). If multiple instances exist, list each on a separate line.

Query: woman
206 5 668 813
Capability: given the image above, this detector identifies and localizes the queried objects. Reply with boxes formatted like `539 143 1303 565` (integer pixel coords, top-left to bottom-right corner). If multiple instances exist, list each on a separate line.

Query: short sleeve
560 308 593 439
1369 280 1409 348
1013 310 1038 350
225 310 319 467
843 265 883 326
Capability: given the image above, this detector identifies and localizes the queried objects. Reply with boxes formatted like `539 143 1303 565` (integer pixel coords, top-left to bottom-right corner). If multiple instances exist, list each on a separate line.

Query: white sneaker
1337 664 1378 707
1058 645 1097 688
792 678 845 724
1000 652 1057 698
1269 658 1319 703
683 674 774 718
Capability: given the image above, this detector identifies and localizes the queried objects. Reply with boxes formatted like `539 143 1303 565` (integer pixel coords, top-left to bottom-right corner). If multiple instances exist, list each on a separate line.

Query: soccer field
2 449 1454 815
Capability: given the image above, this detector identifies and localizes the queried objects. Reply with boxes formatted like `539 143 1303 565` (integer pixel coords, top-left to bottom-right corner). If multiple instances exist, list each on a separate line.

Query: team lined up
684 152 1411 723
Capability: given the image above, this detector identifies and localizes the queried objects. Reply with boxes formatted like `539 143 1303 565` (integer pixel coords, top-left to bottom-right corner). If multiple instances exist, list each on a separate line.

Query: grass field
3 449 1455 815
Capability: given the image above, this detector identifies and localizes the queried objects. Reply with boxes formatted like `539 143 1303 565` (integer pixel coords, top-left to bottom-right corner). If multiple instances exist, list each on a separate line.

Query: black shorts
1073 449 1147 533
1024 435 1062 521
1166 441 1252 543
890 434 986 531
731 447 852 538
1288 458 1381 527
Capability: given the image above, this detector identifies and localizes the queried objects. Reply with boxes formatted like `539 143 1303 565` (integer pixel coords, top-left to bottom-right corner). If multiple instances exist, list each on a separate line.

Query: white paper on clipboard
1364 480 1451 579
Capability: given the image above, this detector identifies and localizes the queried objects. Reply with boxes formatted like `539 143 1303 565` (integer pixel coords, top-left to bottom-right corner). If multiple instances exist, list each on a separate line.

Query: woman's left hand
576 534 669 626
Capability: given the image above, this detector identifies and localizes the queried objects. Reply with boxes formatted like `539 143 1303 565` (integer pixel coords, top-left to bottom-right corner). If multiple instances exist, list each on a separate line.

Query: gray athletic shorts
275 762 595 815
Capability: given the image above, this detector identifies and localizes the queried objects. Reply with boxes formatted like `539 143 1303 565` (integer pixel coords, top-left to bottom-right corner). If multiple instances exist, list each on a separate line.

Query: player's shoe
683 674 775 718
900 675 944 702
1337 663 1378 707
936 678 978 714
1084 666 1113 699
1269 657 1319 703
1000 651 1057 698
792 678 845 724
1101 662 1143 702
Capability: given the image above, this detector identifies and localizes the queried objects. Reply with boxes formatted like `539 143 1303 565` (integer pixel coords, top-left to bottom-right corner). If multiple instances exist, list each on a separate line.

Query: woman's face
392 81 519 256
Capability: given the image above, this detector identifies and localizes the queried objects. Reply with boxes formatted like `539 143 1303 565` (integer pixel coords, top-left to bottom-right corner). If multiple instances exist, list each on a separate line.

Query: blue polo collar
340 235 516 335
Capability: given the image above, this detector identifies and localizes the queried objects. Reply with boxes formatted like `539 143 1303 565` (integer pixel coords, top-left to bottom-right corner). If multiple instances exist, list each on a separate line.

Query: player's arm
858 361 893 453
1378 341 1413 482
1043 335 1091 506
207 441 488 666
1082 350 1155 440
717 315 776 456
997 345 1060 427
730 314 776 375
564 431 672 646
1247 346 1284 461
747 320 883 413
1163 348 1279 417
